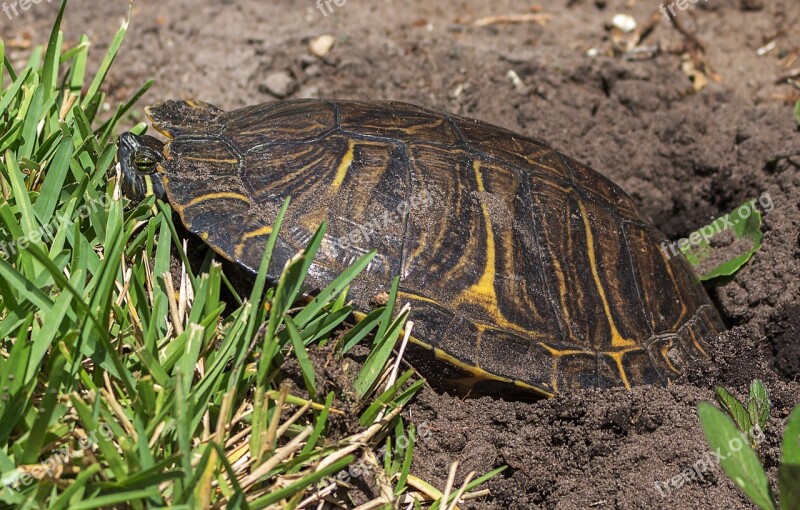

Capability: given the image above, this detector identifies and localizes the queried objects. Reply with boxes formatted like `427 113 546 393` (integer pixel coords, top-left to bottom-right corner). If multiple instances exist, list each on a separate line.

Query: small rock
611 13 637 33
506 69 524 92
309 34 335 58
262 71 295 98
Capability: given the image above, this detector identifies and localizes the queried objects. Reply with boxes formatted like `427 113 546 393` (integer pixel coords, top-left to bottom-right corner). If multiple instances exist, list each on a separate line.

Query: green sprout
680 198 765 280
698 381 800 510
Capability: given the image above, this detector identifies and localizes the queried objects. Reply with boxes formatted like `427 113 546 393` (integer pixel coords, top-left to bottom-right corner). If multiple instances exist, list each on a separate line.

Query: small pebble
612 13 637 33
263 71 295 98
507 69 524 92
309 34 335 58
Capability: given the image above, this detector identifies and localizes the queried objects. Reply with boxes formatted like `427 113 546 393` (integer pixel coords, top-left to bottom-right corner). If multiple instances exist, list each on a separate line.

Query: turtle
117 98 725 397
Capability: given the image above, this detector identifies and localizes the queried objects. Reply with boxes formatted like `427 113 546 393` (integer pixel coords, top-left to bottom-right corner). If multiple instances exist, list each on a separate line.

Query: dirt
4 0 800 508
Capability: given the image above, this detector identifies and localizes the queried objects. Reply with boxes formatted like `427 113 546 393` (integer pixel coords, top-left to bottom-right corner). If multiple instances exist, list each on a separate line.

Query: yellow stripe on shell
331 140 356 191
578 200 636 349
433 348 555 398
456 160 498 309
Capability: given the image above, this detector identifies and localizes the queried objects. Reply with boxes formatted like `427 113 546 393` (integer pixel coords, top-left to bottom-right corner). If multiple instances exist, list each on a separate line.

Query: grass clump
0 1 501 507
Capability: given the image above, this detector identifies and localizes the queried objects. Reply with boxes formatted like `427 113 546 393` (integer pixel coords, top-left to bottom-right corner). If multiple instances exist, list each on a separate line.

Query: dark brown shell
146 98 725 396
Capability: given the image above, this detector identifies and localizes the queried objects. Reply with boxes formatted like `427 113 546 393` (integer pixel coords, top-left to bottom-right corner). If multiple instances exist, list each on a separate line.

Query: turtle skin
142 98 725 396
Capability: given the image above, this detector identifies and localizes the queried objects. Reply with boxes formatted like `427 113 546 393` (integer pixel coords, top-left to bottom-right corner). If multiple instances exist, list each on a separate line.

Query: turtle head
117 132 167 202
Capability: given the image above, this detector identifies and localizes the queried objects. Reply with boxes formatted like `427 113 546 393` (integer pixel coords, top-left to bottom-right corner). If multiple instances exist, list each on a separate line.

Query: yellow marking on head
331 140 356 192
200 232 209 241
234 225 274 259
144 175 155 197
184 191 251 209
578 200 636 349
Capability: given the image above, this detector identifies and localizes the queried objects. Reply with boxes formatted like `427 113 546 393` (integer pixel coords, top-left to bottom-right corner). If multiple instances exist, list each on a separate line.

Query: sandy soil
4 0 800 508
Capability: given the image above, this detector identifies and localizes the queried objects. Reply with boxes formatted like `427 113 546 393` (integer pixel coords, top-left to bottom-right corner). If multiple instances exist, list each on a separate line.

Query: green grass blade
286 316 316 396
42 0 67 100
19 354 67 464
81 9 130 109
4 150 40 243
247 197 290 344
354 304 409 397
292 249 374 328
428 466 507 510
339 307 383 354
395 424 415 495
360 369 415 426
174 368 194 502
300 392 333 456
66 488 162 510
374 276 399 345
0 257 53 312
0 67 30 117
33 137 72 222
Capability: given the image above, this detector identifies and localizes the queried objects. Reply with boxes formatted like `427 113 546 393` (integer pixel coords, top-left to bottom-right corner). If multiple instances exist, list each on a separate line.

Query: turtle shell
144 98 725 396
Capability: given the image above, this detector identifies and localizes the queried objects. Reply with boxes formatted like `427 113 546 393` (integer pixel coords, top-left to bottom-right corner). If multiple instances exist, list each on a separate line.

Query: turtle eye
134 155 157 173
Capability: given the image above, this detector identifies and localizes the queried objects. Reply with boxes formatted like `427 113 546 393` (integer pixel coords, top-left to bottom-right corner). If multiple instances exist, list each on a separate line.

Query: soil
4 0 800 508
